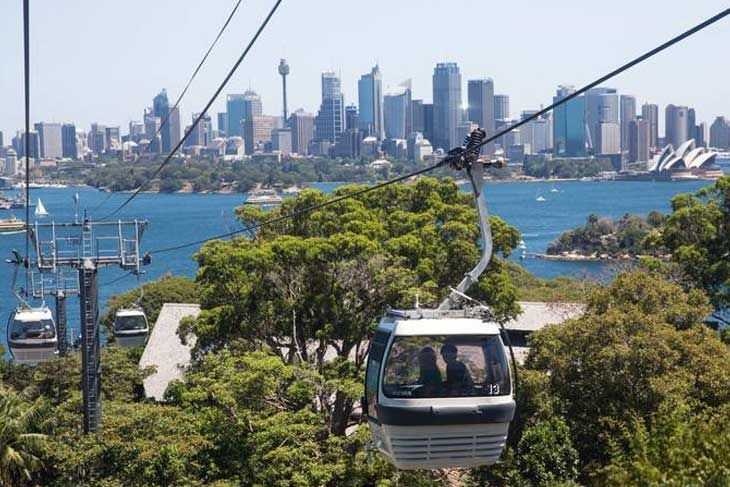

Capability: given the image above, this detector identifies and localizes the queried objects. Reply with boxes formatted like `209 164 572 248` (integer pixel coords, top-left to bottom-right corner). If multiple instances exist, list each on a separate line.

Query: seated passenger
441 343 473 393
416 347 442 396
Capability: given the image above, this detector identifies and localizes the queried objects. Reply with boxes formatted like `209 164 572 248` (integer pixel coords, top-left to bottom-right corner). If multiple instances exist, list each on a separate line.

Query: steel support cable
101 0 284 221
148 7 730 255
23 0 31 296
90 0 245 214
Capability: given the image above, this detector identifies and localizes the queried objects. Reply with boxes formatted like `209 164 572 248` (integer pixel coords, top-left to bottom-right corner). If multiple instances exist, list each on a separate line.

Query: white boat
244 188 283 206
518 239 527 250
536 195 547 202
550 186 559 193
0 217 27 234
34 198 48 218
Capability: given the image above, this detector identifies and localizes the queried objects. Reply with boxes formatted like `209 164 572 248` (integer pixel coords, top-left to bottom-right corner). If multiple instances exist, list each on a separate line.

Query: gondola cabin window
382 335 510 398
115 314 147 331
10 317 55 340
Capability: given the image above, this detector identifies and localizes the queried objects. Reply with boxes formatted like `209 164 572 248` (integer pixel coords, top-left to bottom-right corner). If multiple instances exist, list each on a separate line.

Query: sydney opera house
646 139 722 180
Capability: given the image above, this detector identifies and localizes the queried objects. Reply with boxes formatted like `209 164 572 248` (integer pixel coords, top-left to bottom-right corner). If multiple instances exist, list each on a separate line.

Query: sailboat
34 198 48 218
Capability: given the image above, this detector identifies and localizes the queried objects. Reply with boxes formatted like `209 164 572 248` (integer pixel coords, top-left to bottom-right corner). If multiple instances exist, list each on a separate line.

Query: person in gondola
441 343 473 394
416 346 442 396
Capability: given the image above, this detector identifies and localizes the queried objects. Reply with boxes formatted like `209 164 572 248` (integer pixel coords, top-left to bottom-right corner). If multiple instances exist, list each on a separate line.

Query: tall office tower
494 94 510 121
217 112 227 136
188 112 212 146
144 109 161 138
88 124 106 155
620 95 636 152
432 62 462 151
14 130 40 159
665 104 689 148
4 148 17 175
585 87 618 153
244 115 277 154
411 99 425 134
520 111 550 154
34 122 63 159
423 103 434 143
687 108 706 146
290 109 315 155
641 103 659 149
226 94 246 137
384 85 411 139
242 90 263 123
345 105 359 131
128 121 144 142
598 123 620 155
0 131 3 148
553 85 586 157
467 78 496 155
628 118 650 162
357 65 384 139
278 59 290 124
315 71 345 143
105 126 121 150
153 89 173 152
169 106 181 149
61 123 77 159
710 116 730 149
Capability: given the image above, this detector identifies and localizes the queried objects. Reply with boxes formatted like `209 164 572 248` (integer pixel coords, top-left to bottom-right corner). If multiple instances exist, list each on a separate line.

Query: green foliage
523 157 614 179
506 261 594 302
101 275 199 339
597 402 730 486
516 417 580 486
0 388 48 486
548 212 662 257
659 176 730 308
525 271 730 470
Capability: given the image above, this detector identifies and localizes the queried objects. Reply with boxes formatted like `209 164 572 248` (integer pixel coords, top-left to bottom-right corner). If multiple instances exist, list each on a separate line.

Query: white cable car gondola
113 308 149 348
7 305 58 364
364 129 517 470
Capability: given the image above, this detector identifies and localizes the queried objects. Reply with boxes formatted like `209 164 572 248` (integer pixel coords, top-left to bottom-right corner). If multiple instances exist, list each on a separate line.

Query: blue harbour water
0 174 722 353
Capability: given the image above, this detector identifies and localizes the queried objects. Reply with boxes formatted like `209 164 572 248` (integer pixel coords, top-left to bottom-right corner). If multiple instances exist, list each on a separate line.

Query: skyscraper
188 112 212 147
411 100 425 135
169 107 181 149
13 130 40 159
710 116 730 149
585 87 618 154
105 126 121 150
620 95 636 152
552 85 586 157
290 109 315 155
217 112 227 136
88 124 106 155
628 118 650 162
357 65 384 140
315 71 345 143
520 111 551 154
384 84 411 140
641 103 659 149
243 90 263 122
61 123 77 159
494 94 510 121
665 104 689 148
0 131 4 148
153 89 173 152
432 62 462 151
34 122 63 159
226 95 246 138
467 79 495 155
423 103 434 144
244 115 277 154
345 105 359 131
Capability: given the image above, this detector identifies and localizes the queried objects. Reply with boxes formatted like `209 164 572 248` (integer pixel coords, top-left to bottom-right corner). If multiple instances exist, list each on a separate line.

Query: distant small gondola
7 306 58 364
113 308 149 348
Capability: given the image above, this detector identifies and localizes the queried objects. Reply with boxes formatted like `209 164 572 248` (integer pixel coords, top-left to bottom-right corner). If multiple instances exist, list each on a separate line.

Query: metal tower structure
29 268 78 356
31 217 148 433
278 58 290 123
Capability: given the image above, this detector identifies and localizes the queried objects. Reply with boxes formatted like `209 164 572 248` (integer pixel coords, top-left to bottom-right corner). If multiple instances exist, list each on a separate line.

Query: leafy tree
515 417 579 486
192 178 520 435
525 271 730 470
0 389 47 486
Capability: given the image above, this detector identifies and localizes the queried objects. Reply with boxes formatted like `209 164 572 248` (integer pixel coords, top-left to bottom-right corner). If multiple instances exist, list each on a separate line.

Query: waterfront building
494 94 509 121
34 122 63 159
620 95 636 153
519 111 551 154
432 62 462 151
641 103 659 149
665 104 689 148
315 71 345 143
710 116 730 149
4 148 17 175
628 117 650 162
61 123 77 159
88 124 106 155
647 139 720 179
13 130 40 159
585 87 618 154
467 78 496 155
552 85 586 157
598 122 620 155
290 109 315 155
357 65 384 140
153 89 173 152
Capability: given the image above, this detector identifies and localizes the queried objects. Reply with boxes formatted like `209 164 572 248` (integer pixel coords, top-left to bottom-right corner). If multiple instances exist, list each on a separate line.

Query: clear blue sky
1 0 729 138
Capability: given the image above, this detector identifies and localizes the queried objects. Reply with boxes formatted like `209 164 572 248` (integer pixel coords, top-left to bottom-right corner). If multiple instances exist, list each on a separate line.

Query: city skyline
1 0 729 138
